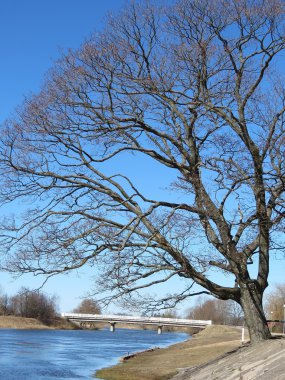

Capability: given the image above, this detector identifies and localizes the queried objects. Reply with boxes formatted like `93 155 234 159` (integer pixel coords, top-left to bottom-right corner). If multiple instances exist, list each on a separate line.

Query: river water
0 328 188 379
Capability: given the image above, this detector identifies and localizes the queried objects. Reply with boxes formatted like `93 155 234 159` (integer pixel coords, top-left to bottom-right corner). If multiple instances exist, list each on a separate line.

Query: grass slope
95 325 244 380
0 315 77 329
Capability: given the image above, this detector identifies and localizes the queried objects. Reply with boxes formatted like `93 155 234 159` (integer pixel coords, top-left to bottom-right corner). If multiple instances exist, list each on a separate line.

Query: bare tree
0 287 11 316
73 298 101 314
0 0 284 342
187 298 225 324
10 288 58 325
265 283 285 319
225 300 244 326
187 296 243 325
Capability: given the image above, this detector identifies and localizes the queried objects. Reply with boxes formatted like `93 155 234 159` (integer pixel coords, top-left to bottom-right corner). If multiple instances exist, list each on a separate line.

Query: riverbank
0 315 76 329
95 325 244 380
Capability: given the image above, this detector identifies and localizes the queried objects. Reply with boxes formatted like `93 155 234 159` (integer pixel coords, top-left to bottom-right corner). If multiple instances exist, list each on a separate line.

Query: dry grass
0 315 78 330
0 316 51 329
95 325 246 380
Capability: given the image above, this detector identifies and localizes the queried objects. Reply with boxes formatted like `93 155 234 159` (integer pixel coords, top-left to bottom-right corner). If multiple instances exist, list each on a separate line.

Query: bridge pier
157 325 163 334
110 322 116 332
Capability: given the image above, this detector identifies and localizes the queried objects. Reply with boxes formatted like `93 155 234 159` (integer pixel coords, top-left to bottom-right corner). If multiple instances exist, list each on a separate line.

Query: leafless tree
0 0 284 342
10 288 58 325
265 283 285 331
73 298 101 314
0 288 11 316
187 296 243 325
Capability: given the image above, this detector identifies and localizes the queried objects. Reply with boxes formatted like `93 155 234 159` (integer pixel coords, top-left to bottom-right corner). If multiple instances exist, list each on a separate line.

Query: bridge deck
62 313 212 328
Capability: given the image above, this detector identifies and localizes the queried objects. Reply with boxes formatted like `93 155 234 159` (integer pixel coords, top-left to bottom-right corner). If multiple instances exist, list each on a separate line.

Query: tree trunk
240 283 271 343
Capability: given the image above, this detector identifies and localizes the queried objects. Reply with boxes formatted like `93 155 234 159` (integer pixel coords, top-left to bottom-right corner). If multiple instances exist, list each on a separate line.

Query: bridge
61 313 212 334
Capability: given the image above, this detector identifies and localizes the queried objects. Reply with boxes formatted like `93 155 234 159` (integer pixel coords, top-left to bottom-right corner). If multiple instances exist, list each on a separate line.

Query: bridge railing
61 313 212 327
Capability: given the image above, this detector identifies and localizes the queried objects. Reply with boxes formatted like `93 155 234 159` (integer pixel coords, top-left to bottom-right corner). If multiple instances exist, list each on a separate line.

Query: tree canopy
0 0 284 342
73 298 101 314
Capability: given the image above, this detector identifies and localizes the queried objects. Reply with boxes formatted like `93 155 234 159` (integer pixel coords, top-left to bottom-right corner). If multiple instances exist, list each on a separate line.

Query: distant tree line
185 284 285 329
264 283 285 333
0 287 102 326
152 298 243 326
186 297 244 326
72 298 101 314
0 287 58 325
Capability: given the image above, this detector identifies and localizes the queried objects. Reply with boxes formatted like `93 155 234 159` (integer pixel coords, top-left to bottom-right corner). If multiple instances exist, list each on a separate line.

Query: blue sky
0 0 128 312
0 0 125 123
0 0 284 315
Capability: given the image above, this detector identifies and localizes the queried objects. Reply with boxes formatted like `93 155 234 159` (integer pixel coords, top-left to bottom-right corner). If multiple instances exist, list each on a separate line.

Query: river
0 328 188 379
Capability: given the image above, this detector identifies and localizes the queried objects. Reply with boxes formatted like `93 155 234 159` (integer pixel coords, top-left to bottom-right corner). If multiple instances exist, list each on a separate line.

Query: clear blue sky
0 0 284 315
0 0 125 123
0 0 128 313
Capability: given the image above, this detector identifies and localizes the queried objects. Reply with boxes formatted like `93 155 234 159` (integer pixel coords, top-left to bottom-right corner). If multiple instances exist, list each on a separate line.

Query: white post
283 305 285 334
241 327 245 344
270 311 273 333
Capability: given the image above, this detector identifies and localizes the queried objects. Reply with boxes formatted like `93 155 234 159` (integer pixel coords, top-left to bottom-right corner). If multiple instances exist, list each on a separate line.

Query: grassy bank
95 325 245 380
0 316 51 329
0 315 77 329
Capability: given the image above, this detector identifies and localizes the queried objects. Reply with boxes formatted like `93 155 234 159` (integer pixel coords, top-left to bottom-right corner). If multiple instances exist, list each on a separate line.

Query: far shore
0 315 77 330
0 316 200 332
95 325 246 380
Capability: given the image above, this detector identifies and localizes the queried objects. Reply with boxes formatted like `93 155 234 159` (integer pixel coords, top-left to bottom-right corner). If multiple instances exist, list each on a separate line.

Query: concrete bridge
61 313 212 334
